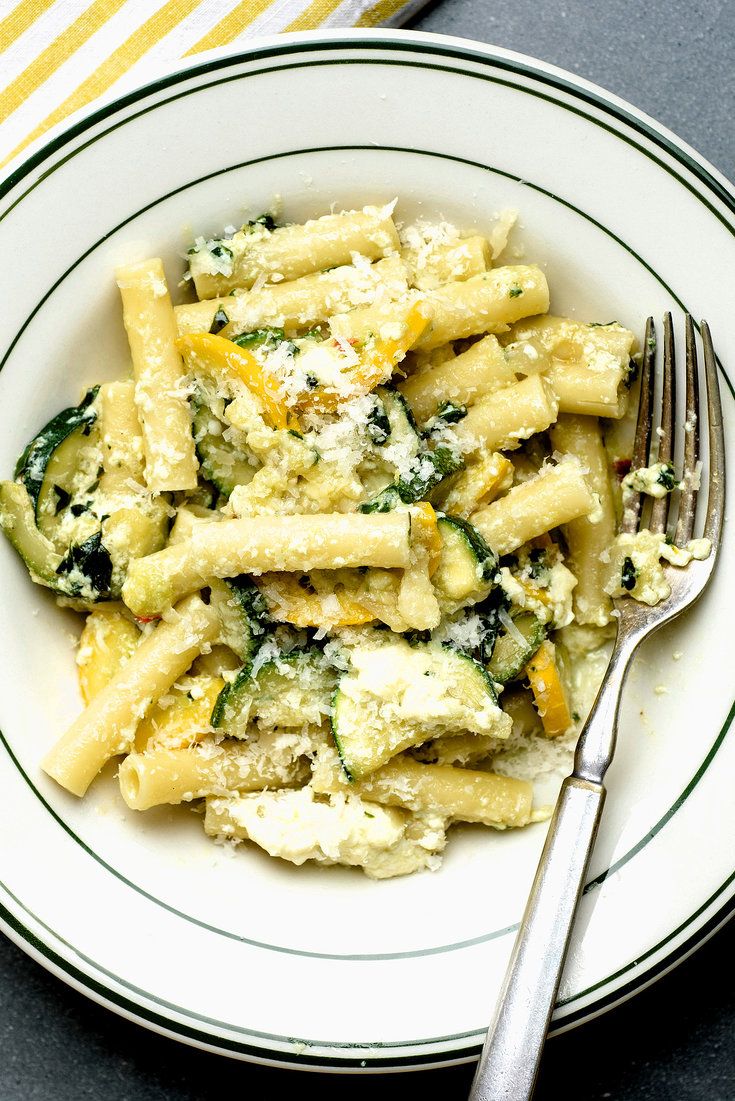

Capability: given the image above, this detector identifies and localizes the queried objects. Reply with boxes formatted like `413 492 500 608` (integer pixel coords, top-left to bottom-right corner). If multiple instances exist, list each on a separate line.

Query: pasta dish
0 202 706 878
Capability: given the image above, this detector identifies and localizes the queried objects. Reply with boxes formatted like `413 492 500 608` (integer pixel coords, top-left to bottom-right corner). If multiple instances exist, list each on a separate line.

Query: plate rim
0 27 733 1071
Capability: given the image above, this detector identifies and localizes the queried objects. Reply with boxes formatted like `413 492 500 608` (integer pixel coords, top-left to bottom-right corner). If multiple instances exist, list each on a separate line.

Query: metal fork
469 315 726 1101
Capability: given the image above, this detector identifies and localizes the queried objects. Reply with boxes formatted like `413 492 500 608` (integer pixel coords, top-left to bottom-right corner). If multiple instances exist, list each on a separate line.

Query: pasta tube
331 266 548 351
357 758 533 828
503 316 634 418
119 738 307 810
550 414 616 624
96 379 170 561
471 460 595 555
547 363 628 418
314 752 533 828
189 208 400 298
402 234 491 290
97 380 145 488
116 259 199 492
175 255 408 336
416 266 549 350
398 334 516 422
42 595 219 797
453 374 559 453
122 511 412 617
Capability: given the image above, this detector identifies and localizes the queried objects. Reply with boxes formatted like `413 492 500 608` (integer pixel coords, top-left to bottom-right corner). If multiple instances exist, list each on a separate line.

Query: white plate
0 29 733 1073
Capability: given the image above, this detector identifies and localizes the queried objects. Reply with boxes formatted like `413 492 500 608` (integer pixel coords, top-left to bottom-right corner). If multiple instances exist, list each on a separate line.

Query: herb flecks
657 463 679 492
209 308 229 335
621 556 638 591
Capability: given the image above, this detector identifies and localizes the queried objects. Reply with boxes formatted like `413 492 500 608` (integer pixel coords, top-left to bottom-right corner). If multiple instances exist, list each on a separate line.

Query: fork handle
468 775 606 1101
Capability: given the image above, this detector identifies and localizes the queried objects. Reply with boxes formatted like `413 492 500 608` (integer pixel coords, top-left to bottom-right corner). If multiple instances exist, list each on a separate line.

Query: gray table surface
2 2 734 1098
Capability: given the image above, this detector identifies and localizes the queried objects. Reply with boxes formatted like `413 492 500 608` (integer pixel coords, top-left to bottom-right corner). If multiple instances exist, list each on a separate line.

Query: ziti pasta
0 201 706 878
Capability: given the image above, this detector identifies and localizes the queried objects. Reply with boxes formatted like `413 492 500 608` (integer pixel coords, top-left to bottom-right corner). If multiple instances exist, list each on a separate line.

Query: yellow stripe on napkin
0 0 427 172
284 0 351 32
0 0 128 123
184 0 276 55
0 0 57 54
2 0 202 167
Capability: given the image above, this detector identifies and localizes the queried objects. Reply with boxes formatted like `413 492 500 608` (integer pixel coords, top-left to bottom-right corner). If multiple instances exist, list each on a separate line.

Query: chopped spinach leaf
245 213 277 232
232 326 285 349
56 531 113 597
528 548 549 581
434 401 467 424
624 357 640 389
620 556 638 591
209 308 229 335
53 486 71 514
366 397 390 445
657 463 679 492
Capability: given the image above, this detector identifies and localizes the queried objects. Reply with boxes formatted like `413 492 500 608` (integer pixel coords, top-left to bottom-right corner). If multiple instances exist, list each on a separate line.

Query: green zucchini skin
0 480 113 600
55 530 113 599
192 402 256 499
211 665 253 737
0 481 63 583
487 612 546 684
331 641 498 781
433 515 497 600
211 649 335 734
15 388 99 514
378 385 421 442
209 576 271 663
360 446 464 513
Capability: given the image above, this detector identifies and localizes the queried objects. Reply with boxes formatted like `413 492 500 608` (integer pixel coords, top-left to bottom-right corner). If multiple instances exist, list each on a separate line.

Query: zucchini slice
211 649 335 734
210 665 253 738
379 386 421 454
0 480 63 583
192 402 256 498
15 387 99 517
0 480 114 600
361 446 464 513
35 424 99 542
433 515 497 602
209 576 270 662
251 652 336 727
331 638 507 780
487 612 546 684
360 390 462 511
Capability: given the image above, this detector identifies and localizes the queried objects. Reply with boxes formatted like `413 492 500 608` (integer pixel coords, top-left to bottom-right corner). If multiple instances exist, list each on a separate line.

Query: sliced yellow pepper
256 572 375 629
299 301 430 413
525 640 572 737
78 607 140 705
134 676 225 752
410 501 442 576
176 332 300 432
350 300 430 390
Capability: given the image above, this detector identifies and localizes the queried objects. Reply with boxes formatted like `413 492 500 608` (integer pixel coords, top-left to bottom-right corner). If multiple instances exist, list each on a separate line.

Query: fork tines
621 313 725 554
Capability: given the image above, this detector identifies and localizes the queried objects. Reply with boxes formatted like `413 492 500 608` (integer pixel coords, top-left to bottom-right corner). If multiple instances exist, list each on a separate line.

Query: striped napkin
0 0 429 170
